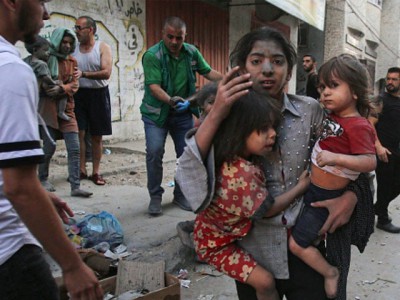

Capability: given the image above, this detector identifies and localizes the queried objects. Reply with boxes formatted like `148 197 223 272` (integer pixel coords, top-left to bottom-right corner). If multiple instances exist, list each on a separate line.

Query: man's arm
312 190 357 234
203 69 223 82
75 42 112 80
3 165 103 299
375 139 391 163
148 83 181 106
48 192 74 224
368 105 391 162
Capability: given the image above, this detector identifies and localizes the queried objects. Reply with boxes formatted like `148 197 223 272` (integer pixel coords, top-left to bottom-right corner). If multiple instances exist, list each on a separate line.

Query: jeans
292 184 344 248
142 112 193 201
0 244 59 300
38 126 81 190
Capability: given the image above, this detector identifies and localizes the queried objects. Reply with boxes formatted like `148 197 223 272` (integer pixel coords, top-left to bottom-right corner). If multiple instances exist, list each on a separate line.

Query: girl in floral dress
193 90 310 300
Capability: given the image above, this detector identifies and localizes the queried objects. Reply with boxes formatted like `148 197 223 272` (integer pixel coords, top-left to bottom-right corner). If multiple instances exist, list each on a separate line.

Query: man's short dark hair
79 16 97 34
303 54 316 62
387 67 400 74
163 16 186 30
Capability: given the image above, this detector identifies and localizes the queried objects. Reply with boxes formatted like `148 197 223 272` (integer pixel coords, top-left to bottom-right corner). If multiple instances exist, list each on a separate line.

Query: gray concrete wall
20 0 400 141
376 0 400 82
324 0 346 60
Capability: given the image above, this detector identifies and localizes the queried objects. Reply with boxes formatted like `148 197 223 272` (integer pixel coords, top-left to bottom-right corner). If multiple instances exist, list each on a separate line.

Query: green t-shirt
142 43 211 98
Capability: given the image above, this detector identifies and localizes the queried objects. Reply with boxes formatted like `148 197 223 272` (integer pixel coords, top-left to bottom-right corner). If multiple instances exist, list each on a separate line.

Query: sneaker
71 189 93 198
148 197 162 216
41 180 56 192
176 220 195 249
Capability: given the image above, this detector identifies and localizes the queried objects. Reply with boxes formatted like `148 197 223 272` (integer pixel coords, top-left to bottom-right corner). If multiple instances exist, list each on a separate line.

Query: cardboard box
56 272 180 300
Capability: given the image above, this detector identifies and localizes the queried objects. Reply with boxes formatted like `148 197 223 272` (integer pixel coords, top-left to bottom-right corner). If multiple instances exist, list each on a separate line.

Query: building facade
17 0 397 141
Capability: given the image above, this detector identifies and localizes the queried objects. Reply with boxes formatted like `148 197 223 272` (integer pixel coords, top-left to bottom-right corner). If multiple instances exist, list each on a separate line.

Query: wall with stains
18 0 147 141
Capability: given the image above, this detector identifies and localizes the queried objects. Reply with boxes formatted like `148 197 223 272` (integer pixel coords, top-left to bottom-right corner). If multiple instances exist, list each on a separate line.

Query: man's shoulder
146 41 163 53
142 41 164 61
287 93 319 104
286 93 323 117
0 54 33 79
183 43 198 52
99 40 111 48
0 51 24 67
380 91 400 100
309 71 318 78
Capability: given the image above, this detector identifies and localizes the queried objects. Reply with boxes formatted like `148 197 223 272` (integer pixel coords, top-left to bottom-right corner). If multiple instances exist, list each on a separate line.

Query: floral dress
194 157 274 282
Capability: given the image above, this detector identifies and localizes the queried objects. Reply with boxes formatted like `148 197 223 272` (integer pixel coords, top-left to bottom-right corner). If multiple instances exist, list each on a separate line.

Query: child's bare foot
325 266 339 299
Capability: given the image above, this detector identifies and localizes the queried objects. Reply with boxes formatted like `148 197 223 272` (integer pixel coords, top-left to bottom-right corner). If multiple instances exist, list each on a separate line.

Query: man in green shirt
140 16 222 215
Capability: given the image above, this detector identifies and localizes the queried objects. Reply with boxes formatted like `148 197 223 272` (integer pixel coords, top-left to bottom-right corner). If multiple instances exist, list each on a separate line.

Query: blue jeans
0 244 59 300
142 112 193 200
38 126 81 190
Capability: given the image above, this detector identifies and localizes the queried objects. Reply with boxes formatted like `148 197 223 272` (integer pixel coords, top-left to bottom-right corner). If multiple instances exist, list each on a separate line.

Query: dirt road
49 141 400 299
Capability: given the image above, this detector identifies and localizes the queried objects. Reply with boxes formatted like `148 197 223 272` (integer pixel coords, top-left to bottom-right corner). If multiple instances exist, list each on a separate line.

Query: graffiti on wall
41 13 122 122
105 0 146 122
124 18 144 61
107 0 144 18
40 7 147 125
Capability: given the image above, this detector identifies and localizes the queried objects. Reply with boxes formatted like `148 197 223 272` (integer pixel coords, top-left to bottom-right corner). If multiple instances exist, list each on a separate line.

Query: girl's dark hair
25 36 50 54
229 26 297 73
318 54 371 117
213 90 281 169
194 82 218 108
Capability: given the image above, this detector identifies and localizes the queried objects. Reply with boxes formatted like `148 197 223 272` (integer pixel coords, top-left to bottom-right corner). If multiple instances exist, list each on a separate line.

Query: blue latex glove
175 100 190 112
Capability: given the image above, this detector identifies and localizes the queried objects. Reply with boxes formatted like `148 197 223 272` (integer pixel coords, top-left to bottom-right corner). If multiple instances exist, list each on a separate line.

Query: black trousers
235 242 328 300
375 153 400 223
0 244 59 300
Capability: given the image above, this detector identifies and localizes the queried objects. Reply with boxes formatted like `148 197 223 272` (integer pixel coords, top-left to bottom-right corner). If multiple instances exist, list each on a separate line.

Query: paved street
46 137 400 299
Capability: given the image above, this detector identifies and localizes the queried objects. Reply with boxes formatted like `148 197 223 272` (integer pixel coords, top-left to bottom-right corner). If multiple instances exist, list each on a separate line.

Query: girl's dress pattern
194 157 272 282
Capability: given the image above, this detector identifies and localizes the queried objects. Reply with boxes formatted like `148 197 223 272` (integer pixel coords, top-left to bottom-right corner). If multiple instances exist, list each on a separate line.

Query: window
298 22 308 48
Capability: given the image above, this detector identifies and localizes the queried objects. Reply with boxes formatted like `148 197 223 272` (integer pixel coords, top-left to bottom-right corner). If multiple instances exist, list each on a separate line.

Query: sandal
80 172 88 180
91 173 106 185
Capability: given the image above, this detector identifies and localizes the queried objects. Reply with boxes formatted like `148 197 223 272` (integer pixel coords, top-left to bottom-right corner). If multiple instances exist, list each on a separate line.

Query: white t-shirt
0 36 44 265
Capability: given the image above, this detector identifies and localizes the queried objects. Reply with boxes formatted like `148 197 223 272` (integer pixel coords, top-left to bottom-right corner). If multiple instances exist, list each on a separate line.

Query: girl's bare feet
325 266 339 299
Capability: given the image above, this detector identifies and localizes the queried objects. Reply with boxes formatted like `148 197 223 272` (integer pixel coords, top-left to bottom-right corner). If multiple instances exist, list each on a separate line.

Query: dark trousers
0 244 59 300
235 242 328 300
375 153 400 223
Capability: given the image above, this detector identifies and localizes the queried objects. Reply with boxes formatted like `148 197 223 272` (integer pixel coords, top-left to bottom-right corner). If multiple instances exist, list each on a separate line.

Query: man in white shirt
0 1 102 298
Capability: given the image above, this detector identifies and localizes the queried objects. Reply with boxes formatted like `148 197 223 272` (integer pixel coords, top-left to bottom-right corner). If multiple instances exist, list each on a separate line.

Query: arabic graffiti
107 0 124 14
125 23 141 56
132 67 144 92
125 1 143 18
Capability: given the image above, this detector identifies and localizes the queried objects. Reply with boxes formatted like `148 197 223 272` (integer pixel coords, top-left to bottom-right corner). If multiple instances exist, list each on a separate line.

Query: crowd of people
1 1 400 299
